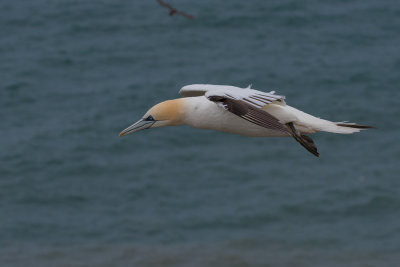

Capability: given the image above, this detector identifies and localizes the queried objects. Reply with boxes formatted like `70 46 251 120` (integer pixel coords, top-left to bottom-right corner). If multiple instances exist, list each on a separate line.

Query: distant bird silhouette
156 0 194 19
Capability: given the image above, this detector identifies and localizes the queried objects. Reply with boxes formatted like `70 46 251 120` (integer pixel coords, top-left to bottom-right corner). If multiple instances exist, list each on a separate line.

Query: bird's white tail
283 106 373 134
316 120 373 134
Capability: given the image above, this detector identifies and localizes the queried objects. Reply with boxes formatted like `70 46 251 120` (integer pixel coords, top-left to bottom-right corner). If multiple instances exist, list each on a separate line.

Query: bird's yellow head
119 99 185 137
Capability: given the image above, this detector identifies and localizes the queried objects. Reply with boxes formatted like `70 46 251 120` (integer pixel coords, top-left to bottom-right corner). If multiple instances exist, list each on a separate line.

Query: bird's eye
145 115 154 121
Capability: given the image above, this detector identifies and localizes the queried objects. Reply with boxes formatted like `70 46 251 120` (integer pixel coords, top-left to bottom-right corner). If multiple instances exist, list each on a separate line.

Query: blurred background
1 0 399 266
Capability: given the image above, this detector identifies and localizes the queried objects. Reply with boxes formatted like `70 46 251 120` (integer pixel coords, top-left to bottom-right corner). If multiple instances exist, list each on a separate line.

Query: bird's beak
118 119 155 137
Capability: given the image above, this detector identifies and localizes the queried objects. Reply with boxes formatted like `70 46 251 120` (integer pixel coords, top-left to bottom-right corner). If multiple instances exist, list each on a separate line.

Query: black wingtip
301 134 320 157
287 122 320 157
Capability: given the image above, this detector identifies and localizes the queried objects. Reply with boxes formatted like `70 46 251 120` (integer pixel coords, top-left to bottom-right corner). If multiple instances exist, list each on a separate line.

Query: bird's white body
181 96 359 137
181 96 289 136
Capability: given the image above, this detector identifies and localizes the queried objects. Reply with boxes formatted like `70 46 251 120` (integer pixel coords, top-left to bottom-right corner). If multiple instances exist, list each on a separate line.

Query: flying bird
156 0 195 19
119 84 373 157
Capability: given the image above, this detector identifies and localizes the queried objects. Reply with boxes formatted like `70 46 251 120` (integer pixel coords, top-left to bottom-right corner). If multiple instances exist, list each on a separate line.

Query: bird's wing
207 95 290 134
179 84 284 107
157 0 174 10
176 10 195 19
180 84 289 134
179 84 240 97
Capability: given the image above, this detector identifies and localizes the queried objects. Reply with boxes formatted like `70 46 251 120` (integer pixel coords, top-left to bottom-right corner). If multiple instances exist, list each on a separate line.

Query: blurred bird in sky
156 0 195 19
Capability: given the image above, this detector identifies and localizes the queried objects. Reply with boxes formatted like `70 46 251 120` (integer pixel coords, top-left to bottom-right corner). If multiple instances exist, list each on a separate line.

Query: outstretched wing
179 84 241 97
179 84 285 108
179 84 289 134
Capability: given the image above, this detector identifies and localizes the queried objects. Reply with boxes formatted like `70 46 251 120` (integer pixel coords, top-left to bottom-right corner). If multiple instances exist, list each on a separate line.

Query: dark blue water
1 0 400 266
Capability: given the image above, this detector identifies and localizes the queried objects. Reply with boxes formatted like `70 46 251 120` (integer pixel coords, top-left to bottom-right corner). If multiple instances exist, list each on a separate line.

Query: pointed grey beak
119 119 155 137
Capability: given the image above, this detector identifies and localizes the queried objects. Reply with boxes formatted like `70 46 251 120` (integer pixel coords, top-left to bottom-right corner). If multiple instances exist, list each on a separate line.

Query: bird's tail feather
316 121 374 134
336 122 374 129
283 106 373 134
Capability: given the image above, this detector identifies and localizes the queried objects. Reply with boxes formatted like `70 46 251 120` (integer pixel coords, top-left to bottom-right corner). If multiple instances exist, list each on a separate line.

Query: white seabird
119 84 373 156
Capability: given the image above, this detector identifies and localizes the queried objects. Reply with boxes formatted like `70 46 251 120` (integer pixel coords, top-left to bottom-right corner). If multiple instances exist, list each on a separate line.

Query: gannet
119 84 373 157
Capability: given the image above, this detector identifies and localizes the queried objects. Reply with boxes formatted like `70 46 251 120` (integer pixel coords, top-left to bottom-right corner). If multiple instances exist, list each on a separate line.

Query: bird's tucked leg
287 122 319 157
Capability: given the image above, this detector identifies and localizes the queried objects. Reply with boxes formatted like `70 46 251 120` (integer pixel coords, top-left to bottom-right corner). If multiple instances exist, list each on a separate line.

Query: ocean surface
1 0 400 266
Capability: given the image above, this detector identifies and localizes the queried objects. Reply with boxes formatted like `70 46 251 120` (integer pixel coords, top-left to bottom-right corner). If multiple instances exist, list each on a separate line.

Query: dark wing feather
286 122 319 157
207 96 290 135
